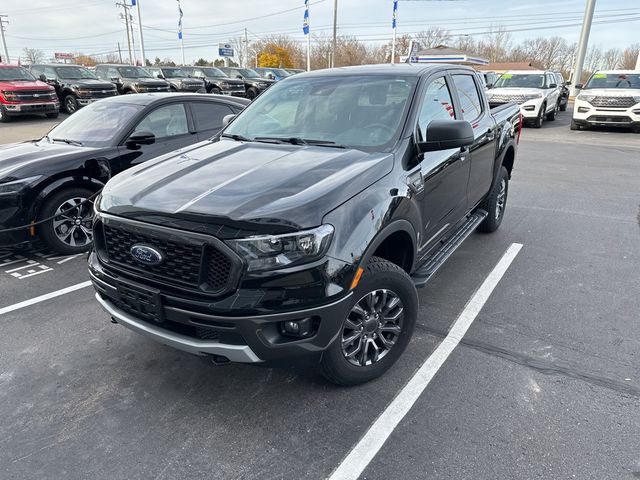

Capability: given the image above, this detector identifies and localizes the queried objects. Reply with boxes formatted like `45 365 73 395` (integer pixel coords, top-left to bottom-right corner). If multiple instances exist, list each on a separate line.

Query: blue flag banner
303 0 310 35
177 0 183 40
392 0 398 29
131 0 136 5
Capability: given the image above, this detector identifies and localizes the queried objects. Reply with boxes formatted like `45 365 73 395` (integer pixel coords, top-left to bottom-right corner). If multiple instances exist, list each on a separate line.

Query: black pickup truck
89 64 521 385
95 64 170 95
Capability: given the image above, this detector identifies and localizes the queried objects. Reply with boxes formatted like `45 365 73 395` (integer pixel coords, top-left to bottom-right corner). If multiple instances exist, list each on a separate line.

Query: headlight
1 90 18 101
227 224 334 272
0 175 43 195
633 96 640 103
577 94 595 102
221 82 229 88
258 82 268 87
134 83 145 92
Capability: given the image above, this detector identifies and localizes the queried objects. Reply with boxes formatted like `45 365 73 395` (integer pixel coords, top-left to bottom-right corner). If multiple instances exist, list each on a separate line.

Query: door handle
486 129 495 142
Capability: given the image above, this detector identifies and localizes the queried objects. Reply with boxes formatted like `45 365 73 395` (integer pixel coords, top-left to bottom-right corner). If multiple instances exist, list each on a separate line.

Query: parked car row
0 62 301 121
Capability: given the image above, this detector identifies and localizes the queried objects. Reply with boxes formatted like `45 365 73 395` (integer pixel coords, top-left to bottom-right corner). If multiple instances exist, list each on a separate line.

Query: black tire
246 87 259 99
546 102 557 121
45 112 59 119
0 105 11 123
124 90 135 95
559 102 567 112
570 119 580 130
38 187 96 255
210 87 221 95
533 104 545 128
477 166 509 234
63 94 79 114
320 257 418 386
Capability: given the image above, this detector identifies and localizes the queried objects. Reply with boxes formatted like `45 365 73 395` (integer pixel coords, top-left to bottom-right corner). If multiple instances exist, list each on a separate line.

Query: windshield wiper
254 137 345 148
51 137 83 146
221 133 252 142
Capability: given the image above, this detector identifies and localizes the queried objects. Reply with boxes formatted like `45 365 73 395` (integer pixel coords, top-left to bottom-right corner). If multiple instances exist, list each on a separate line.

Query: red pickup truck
0 64 59 122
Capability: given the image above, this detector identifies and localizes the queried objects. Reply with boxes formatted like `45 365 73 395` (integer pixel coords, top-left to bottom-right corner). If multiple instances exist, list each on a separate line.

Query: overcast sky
2 0 638 64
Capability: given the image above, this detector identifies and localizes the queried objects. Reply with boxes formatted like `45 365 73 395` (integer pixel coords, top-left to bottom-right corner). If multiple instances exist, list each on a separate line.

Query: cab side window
44 67 57 80
107 68 120 79
451 74 483 121
417 77 455 142
547 73 556 87
133 104 189 139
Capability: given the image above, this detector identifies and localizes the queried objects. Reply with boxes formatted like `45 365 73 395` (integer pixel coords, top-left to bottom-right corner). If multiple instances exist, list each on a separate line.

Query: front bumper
0 192 34 247
518 98 545 119
2 102 59 115
89 250 355 363
572 99 640 127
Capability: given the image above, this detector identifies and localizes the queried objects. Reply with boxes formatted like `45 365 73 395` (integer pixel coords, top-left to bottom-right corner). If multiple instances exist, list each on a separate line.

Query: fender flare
29 175 106 219
358 219 417 272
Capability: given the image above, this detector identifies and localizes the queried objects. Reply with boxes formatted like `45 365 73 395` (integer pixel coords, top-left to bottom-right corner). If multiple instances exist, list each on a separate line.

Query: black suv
219 67 275 99
146 67 205 92
181 66 246 96
95 64 170 94
554 72 569 111
30 64 118 114
89 65 521 385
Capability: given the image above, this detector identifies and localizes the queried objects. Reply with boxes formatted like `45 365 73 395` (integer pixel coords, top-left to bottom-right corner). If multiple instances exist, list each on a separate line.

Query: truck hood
0 141 97 180
124 78 168 87
578 88 640 96
0 80 52 91
66 79 116 89
101 139 393 231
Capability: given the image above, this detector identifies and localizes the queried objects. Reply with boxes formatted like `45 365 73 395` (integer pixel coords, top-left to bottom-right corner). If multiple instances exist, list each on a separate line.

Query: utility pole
244 28 249 68
331 0 337 67
570 0 596 97
117 42 123 63
635 47 640 71
134 0 146 66
0 15 9 64
117 3 134 64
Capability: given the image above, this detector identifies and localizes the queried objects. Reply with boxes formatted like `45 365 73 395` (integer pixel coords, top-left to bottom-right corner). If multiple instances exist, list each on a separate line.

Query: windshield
495 74 546 89
585 72 640 89
200 67 226 77
117 66 152 78
55 66 97 80
235 68 260 78
161 68 188 78
224 75 416 151
269 68 291 78
43 101 143 148
0 67 36 81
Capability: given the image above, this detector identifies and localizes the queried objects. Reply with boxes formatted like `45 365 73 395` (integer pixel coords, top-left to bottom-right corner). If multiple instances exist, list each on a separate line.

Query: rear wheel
477 166 509 234
39 187 95 254
559 100 567 112
546 102 558 121
320 257 418 386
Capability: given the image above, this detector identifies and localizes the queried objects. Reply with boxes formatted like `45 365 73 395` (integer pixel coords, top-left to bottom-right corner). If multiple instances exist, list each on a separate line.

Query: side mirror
39 74 47 82
110 77 120 82
549 83 558 89
575 83 583 90
222 114 236 127
486 83 494 89
236 75 243 79
417 120 474 153
126 131 156 149
156 74 165 79
565 81 571 86
267 73 276 80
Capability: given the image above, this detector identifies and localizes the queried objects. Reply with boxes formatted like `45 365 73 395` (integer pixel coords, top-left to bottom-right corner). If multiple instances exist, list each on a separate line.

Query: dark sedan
0 93 249 254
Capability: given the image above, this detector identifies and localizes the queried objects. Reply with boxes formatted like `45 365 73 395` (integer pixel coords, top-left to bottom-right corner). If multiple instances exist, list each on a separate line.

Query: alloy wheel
341 289 404 367
52 197 94 248
495 178 507 220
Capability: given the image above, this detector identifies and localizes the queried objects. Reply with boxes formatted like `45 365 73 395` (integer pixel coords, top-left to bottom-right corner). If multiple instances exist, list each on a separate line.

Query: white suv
572 70 640 132
487 70 561 128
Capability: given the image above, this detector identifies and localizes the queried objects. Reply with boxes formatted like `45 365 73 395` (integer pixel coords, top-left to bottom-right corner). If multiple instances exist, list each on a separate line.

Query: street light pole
0 15 9 64
331 0 337 67
570 0 596 96
135 0 146 66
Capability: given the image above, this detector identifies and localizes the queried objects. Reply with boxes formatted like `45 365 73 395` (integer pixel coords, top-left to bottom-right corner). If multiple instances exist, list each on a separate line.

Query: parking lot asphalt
0 109 639 479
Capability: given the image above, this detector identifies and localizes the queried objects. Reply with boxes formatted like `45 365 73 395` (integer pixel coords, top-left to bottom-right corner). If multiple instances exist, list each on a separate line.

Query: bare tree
415 27 450 49
601 48 622 70
229 36 247 68
620 43 639 69
477 26 512 63
23 47 45 64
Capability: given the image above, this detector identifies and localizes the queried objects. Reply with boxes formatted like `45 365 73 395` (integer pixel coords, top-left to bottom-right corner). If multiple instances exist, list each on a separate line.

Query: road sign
54 53 74 60
218 44 234 58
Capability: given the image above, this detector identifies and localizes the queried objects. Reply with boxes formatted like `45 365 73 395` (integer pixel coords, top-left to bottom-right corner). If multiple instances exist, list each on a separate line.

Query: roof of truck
300 63 474 77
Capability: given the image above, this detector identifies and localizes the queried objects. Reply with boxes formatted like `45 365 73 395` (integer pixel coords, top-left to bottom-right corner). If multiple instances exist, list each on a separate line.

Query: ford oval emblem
130 244 164 266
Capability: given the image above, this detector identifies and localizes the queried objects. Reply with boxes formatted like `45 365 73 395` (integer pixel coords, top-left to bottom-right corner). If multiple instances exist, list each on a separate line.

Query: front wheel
320 257 418 386
63 94 79 114
546 102 558 121
39 187 96 254
0 106 11 123
246 87 258 99
477 166 509 233
570 119 580 130
533 104 545 128
210 87 221 95
45 112 59 119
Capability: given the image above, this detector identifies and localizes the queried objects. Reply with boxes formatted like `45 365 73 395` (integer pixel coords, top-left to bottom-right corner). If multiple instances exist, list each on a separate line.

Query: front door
411 75 471 253
116 102 197 174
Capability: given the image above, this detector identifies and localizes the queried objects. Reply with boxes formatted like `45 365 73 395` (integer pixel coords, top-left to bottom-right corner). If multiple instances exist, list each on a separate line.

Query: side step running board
412 210 488 288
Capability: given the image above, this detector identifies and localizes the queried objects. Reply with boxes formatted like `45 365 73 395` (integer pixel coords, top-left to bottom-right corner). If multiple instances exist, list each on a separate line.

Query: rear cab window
451 74 484 121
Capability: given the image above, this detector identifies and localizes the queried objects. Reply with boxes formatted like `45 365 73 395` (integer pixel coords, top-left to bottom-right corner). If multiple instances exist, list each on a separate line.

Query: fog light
281 318 314 338
578 107 590 113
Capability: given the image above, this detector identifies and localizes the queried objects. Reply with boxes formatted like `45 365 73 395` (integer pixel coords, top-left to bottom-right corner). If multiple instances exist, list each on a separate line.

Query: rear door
450 71 495 208
189 101 238 141
116 101 197 174
411 74 471 250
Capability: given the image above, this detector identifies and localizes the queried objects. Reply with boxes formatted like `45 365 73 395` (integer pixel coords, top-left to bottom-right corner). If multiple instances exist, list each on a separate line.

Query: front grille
489 94 537 105
84 89 118 98
589 96 637 108
587 115 632 124
103 224 234 292
7 90 56 101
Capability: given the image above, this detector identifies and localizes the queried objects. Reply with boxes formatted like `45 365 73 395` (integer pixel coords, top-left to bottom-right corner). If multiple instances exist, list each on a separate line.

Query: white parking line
0 281 93 317
327 242 523 480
